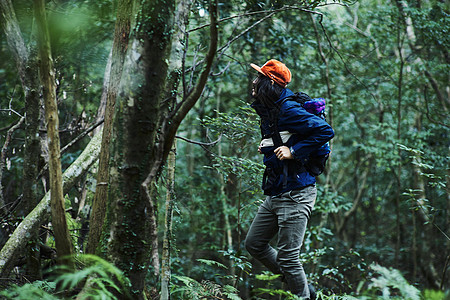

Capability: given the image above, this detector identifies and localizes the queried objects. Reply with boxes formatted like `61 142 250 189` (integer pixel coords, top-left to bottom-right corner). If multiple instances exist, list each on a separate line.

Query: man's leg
274 186 316 298
245 196 281 275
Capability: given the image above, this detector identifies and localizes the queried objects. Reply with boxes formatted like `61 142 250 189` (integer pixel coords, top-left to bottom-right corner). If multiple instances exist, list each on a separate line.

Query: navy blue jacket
251 88 334 196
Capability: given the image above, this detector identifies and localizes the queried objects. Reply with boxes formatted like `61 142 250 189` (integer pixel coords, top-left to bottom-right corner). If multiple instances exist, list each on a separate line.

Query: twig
441 254 449 290
0 123 15 132
0 117 25 215
0 89 24 118
0 109 24 118
212 61 231 77
175 134 222 147
186 6 324 78
216 11 277 56
188 5 323 32
60 118 104 154
316 14 379 103
36 119 104 180
0 117 25 168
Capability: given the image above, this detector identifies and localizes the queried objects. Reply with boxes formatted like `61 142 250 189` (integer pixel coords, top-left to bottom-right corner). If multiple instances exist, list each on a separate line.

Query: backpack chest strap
260 131 292 148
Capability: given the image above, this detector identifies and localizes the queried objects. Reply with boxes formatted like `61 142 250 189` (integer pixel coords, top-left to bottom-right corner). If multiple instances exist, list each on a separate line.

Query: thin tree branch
175 133 222 147
0 109 24 119
60 119 105 154
216 11 276 57
36 118 105 181
317 15 380 103
344 22 382 59
188 5 323 32
424 70 448 112
0 117 25 215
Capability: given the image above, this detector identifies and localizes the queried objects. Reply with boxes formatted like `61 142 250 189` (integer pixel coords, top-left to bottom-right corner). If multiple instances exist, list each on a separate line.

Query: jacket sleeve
279 102 334 162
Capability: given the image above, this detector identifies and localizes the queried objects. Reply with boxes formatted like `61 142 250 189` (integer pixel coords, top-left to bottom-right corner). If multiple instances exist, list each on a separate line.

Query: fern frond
197 258 228 269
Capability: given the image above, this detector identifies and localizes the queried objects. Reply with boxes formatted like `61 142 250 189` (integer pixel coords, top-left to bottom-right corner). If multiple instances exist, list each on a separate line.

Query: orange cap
250 59 291 87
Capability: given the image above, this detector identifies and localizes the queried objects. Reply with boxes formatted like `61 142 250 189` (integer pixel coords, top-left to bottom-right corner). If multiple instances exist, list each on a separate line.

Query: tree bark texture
160 142 176 300
93 48 112 136
34 0 73 260
160 3 192 296
105 0 176 296
104 0 218 297
0 133 102 277
1 0 41 215
86 0 134 255
0 0 28 75
1 0 44 278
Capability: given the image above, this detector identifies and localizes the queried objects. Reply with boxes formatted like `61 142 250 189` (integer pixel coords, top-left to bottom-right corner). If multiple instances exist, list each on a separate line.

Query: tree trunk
104 0 176 295
86 0 134 255
34 0 73 262
160 3 192 296
160 142 176 300
104 0 217 297
1 0 44 279
0 132 102 277
93 49 112 136
0 0 41 212
394 32 404 267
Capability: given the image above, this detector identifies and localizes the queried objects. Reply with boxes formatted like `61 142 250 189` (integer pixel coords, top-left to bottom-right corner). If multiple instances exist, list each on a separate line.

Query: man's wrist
289 147 296 158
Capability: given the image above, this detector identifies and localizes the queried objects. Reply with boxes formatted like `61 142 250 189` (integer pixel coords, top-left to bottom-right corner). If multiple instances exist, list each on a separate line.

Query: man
245 59 334 299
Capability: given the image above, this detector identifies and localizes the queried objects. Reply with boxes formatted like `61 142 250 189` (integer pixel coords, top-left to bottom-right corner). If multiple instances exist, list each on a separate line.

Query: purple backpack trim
303 98 326 115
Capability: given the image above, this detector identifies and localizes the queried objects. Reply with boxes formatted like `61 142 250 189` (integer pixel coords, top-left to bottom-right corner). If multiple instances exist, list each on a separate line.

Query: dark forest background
0 0 448 299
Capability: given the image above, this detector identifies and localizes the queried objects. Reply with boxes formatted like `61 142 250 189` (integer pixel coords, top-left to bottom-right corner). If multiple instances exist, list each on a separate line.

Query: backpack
269 92 330 177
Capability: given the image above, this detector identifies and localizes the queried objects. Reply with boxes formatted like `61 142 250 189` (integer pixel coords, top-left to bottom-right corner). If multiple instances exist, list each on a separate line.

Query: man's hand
274 146 293 160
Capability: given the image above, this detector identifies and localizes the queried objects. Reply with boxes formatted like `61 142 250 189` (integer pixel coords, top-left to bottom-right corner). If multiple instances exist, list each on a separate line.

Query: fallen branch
0 132 102 277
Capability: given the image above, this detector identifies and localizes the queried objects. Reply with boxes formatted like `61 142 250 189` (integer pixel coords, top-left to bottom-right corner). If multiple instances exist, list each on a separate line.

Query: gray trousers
245 186 316 299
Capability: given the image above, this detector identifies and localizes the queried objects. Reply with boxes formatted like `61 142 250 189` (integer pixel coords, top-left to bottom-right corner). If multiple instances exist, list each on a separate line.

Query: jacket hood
275 88 295 104
251 88 295 117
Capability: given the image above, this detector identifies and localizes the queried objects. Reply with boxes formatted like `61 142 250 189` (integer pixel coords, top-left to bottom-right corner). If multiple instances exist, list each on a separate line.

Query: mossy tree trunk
104 0 218 297
104 0 176 296
86 0 134 255
34 0 73 262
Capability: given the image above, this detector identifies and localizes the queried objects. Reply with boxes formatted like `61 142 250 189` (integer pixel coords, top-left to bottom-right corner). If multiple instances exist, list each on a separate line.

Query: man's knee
244 236 257 254
276 251 301 271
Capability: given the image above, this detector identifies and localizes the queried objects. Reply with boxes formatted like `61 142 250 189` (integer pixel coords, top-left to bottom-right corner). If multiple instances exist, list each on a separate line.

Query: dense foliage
0 0 448 298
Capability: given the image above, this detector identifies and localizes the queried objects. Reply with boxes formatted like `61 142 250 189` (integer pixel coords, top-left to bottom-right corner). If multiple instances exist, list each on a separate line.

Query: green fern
197 258 228 269
368 263 420 300
0 282 58 300
1 254 132 300
172 275 242 300
49 254 131 299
